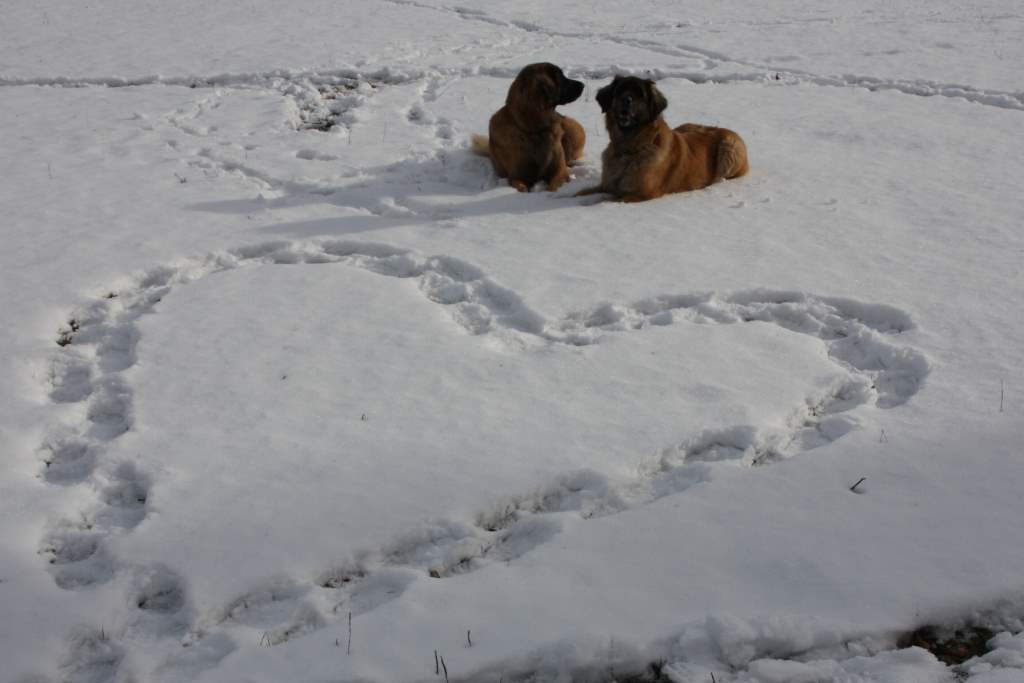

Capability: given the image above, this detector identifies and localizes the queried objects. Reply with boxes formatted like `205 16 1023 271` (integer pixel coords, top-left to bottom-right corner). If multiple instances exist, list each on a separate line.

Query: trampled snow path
40 239 928 680
5 62 1021 114
4 17 1023 118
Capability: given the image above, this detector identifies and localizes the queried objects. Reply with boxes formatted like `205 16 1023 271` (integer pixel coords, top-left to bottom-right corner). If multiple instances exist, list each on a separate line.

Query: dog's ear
595 77 620 113
539 78 558 107
645 80 668 118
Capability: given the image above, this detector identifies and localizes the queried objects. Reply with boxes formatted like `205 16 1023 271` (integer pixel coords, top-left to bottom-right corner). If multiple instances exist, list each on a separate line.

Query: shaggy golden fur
577 76 748 202
472 63 586 192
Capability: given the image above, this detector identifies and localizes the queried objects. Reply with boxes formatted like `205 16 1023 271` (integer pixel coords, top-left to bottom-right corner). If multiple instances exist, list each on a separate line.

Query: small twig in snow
435 650 439 675
608 636 616 680
347 611 352 655
850 477 867 494
1000 379 1005 413
441 654 449 683
467 629 472 647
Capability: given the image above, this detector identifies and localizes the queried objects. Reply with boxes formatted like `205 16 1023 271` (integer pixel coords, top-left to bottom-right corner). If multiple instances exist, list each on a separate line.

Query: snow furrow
5 59 1023 113
39 240 927 680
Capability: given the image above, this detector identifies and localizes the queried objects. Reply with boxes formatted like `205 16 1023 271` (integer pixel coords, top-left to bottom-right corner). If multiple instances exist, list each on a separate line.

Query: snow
2 2 1023 682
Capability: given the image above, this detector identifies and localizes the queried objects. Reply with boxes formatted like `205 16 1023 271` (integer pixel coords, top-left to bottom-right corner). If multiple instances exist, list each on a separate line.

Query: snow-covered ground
2 2 1023 682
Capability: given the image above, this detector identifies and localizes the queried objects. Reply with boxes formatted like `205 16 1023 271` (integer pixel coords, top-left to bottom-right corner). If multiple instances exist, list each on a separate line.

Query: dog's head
508 62 585 111
595 76 668 131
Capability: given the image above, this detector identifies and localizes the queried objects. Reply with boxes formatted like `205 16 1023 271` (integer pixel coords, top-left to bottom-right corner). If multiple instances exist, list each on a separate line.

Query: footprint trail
39 239 928 681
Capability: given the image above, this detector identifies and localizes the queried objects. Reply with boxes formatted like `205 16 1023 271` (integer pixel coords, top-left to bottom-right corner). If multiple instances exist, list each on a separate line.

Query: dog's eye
623 95 633 106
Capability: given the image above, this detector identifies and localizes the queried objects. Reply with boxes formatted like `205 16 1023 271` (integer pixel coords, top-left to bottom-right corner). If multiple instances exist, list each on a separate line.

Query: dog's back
670 124 749 192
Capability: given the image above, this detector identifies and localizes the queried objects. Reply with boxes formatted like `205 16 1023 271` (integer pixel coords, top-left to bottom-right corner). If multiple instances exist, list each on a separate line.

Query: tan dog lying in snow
577 76 748 202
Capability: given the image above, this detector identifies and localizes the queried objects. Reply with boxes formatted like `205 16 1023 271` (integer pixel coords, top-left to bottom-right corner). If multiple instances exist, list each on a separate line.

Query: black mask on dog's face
552 66 585 105
596 76 668 130
516 62 585 108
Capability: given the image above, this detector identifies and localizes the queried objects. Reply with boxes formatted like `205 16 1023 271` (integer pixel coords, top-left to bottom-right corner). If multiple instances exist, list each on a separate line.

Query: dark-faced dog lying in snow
577 76 748 202
472 62 586 192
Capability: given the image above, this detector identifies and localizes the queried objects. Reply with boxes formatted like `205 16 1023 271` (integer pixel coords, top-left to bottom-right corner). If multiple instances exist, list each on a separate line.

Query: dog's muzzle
559 78 585 105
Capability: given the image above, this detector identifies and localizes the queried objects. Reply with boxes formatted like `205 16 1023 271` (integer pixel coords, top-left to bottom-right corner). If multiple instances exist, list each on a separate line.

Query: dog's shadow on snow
186 149 602 239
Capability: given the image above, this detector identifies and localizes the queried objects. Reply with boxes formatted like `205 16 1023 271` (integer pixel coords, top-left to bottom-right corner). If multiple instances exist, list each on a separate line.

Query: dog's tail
470 134 490 158
716 134 749 180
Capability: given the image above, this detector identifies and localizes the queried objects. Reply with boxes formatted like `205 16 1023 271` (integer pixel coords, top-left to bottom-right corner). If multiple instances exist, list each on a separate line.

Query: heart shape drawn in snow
39 239 928 677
